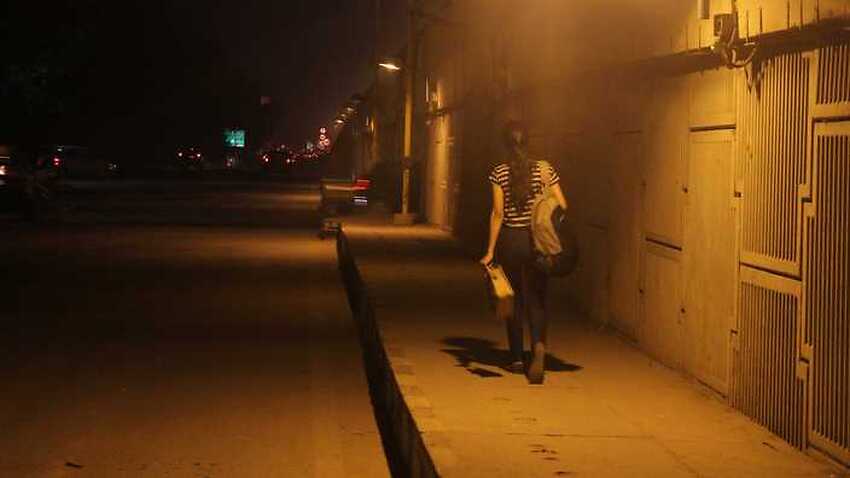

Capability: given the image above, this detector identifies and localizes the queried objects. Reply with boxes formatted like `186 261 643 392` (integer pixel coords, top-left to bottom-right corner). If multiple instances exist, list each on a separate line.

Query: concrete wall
413 0 850 464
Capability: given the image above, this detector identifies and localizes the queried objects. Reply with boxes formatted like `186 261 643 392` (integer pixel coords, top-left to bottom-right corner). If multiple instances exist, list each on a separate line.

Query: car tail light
353 178 370 206
52 157 62 167
0 164 7 176
354 179 371 191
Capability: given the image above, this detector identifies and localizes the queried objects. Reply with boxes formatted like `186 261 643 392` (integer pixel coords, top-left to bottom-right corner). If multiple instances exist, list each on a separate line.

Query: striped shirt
488 160 560 228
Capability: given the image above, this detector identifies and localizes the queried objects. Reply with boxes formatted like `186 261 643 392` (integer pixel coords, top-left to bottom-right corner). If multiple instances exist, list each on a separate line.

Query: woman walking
480 121 567 384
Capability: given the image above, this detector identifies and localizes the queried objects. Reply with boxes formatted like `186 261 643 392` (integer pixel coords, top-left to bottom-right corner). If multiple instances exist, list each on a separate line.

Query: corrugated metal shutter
804 121 850 465
816 43 850 105
737 52 810 277
732 266 807 448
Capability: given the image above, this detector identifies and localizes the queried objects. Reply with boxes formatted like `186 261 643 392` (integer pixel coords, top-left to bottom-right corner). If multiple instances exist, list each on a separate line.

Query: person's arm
551 183 568 210
480 182 504 265
545 161 567 210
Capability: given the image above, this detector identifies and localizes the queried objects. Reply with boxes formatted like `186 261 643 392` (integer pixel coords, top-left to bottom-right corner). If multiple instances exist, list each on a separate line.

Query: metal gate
804 121 850 465
731 50 811 449
736 51 810 277
732 267 808 448
732 43 850 463
802 42 850 466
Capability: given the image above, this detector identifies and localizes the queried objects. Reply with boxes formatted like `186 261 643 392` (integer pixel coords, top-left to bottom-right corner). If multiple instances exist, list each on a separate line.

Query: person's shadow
440 336 583 378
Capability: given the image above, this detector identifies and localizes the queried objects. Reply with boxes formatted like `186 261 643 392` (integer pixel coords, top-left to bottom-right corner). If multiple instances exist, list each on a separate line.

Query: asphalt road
0 180 389 477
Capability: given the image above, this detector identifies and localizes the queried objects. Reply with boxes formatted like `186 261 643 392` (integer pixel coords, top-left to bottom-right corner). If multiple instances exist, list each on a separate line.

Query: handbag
531 160 579 276
483 263 514 321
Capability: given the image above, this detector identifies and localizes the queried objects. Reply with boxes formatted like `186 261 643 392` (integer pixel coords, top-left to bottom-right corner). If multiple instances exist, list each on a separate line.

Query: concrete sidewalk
338 207 845 478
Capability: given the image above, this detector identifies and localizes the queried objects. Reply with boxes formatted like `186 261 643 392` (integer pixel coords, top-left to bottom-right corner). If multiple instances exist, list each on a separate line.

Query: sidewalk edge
336 230 440 478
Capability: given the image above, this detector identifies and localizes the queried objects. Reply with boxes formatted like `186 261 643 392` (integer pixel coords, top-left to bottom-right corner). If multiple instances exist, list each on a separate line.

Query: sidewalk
338 207 844 478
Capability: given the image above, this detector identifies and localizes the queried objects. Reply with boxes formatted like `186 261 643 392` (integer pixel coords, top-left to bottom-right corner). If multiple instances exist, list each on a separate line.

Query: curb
336 230 440 478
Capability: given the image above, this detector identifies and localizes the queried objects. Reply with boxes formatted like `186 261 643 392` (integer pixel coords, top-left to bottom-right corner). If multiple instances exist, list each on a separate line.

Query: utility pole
393 0 417 225
372 0 382 177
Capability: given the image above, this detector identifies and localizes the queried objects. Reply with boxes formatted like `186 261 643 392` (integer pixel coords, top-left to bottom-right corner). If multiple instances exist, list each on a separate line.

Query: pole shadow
440 336 583 378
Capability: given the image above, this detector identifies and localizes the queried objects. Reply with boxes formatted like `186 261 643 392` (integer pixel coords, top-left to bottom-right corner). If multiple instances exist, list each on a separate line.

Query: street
6 0 850 473
0 181 389 477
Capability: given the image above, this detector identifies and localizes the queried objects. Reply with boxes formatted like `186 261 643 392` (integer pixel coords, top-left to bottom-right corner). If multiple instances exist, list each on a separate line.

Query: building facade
413 0 850 464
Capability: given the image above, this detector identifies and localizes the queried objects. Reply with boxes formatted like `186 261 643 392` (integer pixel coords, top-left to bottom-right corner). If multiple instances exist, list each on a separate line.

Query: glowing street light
378 62 402 71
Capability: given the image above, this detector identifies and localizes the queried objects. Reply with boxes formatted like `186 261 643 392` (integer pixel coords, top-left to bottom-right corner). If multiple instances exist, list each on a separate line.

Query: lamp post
392 0 417 225
375 0 418 224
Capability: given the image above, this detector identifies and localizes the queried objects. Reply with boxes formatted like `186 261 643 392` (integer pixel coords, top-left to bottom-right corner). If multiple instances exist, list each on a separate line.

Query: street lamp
378 62 402 71
390 3 418 225
373 1 417 224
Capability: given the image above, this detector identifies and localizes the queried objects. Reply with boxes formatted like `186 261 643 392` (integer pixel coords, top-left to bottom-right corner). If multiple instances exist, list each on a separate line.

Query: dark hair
502 121 532 210
502 120 529 149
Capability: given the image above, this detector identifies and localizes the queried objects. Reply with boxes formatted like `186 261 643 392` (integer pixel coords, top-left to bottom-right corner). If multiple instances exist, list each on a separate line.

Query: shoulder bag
531 160 579 276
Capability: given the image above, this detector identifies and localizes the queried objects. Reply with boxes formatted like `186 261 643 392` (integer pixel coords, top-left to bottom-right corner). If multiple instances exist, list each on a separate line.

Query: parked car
257 148 295 174
0 145 60 218
50 145 119 179
224 151 241 170
320 175 371 215
175 147 206 172
318 149 370 214
0 148 12 200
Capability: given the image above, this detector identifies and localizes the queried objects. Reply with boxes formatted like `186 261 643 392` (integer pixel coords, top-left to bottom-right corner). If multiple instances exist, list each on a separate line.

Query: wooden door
683 129 736 394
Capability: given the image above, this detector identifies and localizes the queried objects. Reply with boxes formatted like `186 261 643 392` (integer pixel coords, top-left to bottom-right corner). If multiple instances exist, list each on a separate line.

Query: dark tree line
0 1 250 161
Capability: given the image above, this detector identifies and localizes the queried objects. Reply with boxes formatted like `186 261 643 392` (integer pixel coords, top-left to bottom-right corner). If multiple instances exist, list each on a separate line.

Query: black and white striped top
488 161 560 228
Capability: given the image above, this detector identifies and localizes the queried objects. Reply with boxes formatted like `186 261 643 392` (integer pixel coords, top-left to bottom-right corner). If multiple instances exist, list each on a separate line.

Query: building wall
415 0 850 462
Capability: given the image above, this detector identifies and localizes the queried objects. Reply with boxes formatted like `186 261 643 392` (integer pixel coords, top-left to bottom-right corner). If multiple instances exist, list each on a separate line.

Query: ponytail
503 121 533 210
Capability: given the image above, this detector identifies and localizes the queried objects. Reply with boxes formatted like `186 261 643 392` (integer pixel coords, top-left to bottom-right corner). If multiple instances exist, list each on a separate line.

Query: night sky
1 0 405 158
